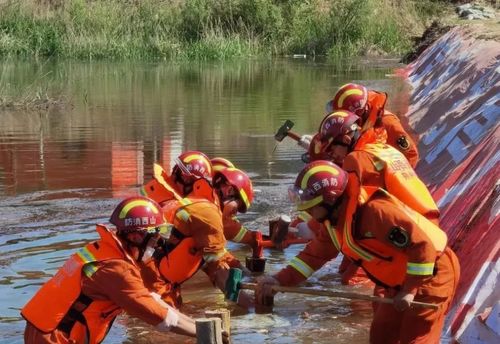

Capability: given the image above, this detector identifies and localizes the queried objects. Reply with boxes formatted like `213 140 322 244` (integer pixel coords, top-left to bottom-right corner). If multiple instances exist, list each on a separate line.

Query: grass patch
0 0 451 60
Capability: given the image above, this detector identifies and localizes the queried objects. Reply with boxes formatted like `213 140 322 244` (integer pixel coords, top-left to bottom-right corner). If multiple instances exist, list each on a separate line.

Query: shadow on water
0 57 408 343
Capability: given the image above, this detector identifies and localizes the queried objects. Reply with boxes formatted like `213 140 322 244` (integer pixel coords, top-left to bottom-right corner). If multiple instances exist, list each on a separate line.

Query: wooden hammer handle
240 283 438 310
286 130 302 142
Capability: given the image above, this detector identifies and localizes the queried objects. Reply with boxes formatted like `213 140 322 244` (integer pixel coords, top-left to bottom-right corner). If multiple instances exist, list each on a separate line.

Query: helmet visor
173 157 198 184
174 158 193 177
288 185 323 211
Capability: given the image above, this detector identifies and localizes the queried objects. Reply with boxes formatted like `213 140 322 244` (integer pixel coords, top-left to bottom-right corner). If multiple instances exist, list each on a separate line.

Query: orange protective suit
221 202 259 249
22 225 169 344
141 195 243 307
275 190 459 344
310 91 419 168
337 137 438 286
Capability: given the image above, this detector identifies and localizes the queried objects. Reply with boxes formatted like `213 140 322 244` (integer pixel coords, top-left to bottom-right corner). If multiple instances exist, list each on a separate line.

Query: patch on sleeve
396 135 411 151
388 226 410 248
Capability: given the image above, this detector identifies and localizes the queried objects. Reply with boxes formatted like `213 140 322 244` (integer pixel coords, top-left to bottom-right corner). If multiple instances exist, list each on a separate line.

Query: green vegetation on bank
0 0 448 60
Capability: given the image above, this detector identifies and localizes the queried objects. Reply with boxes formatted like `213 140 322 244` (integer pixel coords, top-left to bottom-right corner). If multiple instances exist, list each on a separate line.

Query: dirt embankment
403 1 499 63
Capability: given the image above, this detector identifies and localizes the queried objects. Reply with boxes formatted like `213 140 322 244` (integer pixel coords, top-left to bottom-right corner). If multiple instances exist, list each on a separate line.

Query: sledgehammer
274 119 302 143
224 268 439 310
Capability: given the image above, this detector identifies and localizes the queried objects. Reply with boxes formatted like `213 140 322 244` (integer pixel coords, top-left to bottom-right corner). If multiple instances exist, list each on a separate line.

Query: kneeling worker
22 196 197 344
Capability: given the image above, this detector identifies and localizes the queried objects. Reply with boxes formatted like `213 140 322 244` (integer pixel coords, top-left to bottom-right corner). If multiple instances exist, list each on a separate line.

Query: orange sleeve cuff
275 266 307 287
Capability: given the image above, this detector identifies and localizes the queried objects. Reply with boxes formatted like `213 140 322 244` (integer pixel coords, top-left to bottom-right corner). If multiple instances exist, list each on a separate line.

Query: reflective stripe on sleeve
203 249 228 263
232 226 248 243
82 263 98 278
407 262 435 276
289 257 314 278
176 209 190 222
298 211 312 222
77 247 96 264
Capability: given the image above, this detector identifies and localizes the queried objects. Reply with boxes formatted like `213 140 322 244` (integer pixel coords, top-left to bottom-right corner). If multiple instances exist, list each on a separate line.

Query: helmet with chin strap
289 160 348 211
319 110 361 153
213 167 254 213
172 151 212 185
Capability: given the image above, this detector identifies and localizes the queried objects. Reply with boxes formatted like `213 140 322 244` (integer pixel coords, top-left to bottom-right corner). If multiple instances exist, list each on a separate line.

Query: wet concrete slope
402 26 499 343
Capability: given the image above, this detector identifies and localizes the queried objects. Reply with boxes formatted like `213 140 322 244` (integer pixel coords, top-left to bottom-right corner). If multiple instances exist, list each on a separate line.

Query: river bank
0 0 448 60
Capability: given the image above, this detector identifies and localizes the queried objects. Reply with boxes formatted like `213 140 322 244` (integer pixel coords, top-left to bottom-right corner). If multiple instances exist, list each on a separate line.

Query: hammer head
274 120 295 142
224 268 243 302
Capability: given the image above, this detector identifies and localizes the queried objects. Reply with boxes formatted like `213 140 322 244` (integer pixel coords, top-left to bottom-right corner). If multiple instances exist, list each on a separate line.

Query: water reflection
0 58 406 343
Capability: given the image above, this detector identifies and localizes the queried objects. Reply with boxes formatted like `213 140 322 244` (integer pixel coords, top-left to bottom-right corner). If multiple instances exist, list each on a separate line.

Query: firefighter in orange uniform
140 150 214 205
139 151 250 308
256 161 460 344
212 163 263 252
313 110 439 286
21 196 197 344
286 83 420 255
320 82 419 167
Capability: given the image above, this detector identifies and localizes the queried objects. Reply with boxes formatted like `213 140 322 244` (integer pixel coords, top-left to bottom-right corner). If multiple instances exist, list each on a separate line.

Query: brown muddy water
0 58 408 343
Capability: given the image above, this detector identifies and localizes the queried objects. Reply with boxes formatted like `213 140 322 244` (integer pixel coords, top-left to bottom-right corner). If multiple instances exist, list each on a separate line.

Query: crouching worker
256 161 460 344
21 196 197 344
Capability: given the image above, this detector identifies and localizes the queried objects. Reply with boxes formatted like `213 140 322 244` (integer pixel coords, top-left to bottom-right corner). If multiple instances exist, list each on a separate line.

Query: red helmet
319 110 361 146
213 167 254 213
110 196 165 233
173 151 213 183
289 160 348 211
210 157 235 174
325 83 368 117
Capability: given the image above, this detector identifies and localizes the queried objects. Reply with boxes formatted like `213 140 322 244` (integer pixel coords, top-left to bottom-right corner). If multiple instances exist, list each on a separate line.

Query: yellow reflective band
344 221 373 261
153 163 182 201
297 195 323 211
338 90 363 108
184 154 205 163
82 263 98 278
233 226 248 243
203 249 228 263
301 165 340 189
176 209 190 222
119 200 158 219
407 262 435 276
183 154 212 174
325 221 341 251
179 198 193 206
239 189 250 210
77 247 97 264
157 224 172 236
298 211 312 221
290 257 315 278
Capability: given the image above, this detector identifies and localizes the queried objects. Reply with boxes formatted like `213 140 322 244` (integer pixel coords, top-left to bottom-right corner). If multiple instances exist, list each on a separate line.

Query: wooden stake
196 317 223 344
205 309 231 336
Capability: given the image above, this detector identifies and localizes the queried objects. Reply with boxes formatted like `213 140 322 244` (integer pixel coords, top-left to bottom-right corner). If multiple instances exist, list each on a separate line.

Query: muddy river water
0 58 408 343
